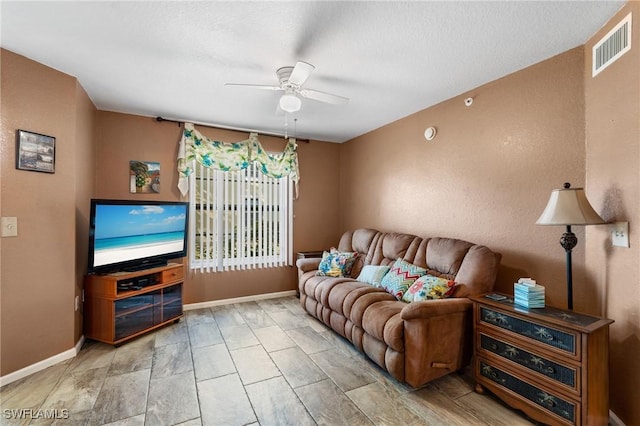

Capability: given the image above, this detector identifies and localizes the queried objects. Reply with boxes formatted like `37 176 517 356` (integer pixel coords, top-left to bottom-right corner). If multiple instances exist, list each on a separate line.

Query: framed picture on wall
16 129 56 173
130 160 160 193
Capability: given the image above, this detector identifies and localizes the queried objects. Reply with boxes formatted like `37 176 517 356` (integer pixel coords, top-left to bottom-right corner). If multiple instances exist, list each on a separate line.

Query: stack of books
514 278 545 308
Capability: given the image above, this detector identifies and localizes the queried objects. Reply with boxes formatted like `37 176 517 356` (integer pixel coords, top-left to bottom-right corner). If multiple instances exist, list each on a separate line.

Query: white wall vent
592 13 632 77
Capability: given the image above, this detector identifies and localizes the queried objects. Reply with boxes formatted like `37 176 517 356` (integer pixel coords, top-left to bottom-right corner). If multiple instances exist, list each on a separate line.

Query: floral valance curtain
177 122 299 197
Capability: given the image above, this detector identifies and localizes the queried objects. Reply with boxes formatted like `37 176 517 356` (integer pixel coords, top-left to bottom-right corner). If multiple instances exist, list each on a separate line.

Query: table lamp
536 183 605 310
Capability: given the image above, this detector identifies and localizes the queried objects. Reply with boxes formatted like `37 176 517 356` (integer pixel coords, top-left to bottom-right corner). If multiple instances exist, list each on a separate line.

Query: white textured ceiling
0 1 624 142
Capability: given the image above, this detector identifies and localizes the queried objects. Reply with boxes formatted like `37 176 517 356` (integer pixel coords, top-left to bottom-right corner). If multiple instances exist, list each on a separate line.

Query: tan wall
0 50 96 375
74 83 97 341
584 3 640 424
95 112 341 304
340 47 587 308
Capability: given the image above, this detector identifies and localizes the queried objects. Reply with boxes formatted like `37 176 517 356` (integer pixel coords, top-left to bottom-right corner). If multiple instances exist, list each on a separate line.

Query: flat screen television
88 199 189 274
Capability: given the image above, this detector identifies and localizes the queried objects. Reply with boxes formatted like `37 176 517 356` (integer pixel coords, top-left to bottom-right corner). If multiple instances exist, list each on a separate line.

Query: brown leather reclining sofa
297 228 501 388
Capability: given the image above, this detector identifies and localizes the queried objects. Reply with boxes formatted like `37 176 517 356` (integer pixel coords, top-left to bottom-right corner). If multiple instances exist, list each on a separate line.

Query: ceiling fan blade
288 61 315 86
225 83 282 91
299 88 349 105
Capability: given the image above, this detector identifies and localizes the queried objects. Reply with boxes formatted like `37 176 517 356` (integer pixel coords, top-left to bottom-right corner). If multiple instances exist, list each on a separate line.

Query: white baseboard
610 409 625 426
0 335 85 388
183 290 297 311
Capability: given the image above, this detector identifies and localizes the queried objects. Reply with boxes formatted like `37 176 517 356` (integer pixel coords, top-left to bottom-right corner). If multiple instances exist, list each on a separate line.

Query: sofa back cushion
336 228 501 297
371 233 422 267
338 228 381 278
450 245 502 297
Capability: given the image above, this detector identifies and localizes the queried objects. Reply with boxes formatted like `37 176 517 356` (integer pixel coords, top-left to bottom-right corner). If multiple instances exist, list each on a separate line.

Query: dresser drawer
479 307 579 359
479 333 580 394
477 358 578 425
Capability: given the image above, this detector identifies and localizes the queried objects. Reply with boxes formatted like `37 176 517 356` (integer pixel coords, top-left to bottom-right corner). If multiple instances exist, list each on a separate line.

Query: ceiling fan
225 61 349 113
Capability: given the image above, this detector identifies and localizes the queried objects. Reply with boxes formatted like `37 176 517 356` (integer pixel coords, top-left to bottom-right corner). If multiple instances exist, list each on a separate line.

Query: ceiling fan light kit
279 92 302 113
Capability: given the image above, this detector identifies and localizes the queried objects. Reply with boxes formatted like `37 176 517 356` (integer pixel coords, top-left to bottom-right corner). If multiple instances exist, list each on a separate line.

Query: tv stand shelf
84 263 184 345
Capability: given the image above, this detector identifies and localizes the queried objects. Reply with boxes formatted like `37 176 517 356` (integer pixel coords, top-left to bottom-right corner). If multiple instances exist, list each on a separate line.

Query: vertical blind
189 160 293 272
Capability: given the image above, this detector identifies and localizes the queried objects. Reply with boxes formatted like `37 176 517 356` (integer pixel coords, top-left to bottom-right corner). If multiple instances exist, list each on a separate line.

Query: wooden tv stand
84 263 184 345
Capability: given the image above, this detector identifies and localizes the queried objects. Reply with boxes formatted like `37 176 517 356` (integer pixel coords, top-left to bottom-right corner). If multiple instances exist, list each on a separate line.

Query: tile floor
0 296 537 425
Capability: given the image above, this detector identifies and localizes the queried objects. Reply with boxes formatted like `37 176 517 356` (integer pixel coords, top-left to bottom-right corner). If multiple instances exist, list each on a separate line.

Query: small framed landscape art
130 160 160 193
16 129 56 173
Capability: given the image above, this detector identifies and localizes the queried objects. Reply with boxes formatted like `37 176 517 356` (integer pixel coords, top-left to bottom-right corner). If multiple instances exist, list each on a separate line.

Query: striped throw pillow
380 258 426 300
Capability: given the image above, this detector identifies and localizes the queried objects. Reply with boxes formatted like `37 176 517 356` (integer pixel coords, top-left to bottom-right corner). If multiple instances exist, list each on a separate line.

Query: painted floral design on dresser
504 345 519 358
481 309 513 329
534 326 554 341
537 392 557 408
480 363 505 384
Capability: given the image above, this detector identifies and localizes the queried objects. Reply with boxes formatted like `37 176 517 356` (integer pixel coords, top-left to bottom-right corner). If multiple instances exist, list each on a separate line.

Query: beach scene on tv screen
93 204 187 267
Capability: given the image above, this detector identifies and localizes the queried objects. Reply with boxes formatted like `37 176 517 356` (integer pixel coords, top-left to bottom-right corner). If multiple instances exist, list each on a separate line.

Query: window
188 160 293 271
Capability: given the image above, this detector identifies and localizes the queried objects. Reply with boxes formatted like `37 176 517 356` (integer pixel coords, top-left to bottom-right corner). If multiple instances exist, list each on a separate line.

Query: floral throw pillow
380 258 427 300
356 265 391 287
315 248 358 277
402 274 457 303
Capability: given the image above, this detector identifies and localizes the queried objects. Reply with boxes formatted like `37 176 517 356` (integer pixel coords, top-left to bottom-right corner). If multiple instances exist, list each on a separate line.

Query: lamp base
560 225 577 310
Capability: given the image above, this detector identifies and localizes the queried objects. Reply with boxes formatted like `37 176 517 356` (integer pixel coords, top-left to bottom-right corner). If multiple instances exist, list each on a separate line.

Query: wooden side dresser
470 294 613 426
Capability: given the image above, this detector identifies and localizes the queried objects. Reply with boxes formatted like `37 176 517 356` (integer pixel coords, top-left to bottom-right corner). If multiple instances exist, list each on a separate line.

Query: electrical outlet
1 217 18 237
612 221 630 248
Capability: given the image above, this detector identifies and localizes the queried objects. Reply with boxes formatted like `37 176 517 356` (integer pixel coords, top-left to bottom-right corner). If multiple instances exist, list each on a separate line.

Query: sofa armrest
401 297 474 388
400 297 473 320
296 257 322 273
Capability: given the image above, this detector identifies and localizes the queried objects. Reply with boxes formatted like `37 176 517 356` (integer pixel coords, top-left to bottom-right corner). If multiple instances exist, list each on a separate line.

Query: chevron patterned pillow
380 258 427 300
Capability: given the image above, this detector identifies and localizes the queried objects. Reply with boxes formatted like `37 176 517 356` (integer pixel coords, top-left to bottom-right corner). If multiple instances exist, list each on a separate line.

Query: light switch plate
1 217 18 237
612 221 630 248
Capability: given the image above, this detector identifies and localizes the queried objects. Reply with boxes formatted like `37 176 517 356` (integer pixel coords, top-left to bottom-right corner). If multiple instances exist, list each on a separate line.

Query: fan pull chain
284 112 289 139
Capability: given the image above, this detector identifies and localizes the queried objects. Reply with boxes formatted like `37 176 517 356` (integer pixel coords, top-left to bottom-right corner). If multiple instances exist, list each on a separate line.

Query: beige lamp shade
536 184 605 226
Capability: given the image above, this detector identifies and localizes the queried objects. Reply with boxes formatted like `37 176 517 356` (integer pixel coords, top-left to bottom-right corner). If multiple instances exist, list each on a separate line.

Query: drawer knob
490 343 498 351
547 367 555 374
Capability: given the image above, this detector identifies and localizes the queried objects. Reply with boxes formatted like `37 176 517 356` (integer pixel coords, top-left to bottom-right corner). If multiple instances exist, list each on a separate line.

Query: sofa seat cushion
361 300 405 353
326 280 377 316
301 275 354 304
327 281 386 317
348 291 397 328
